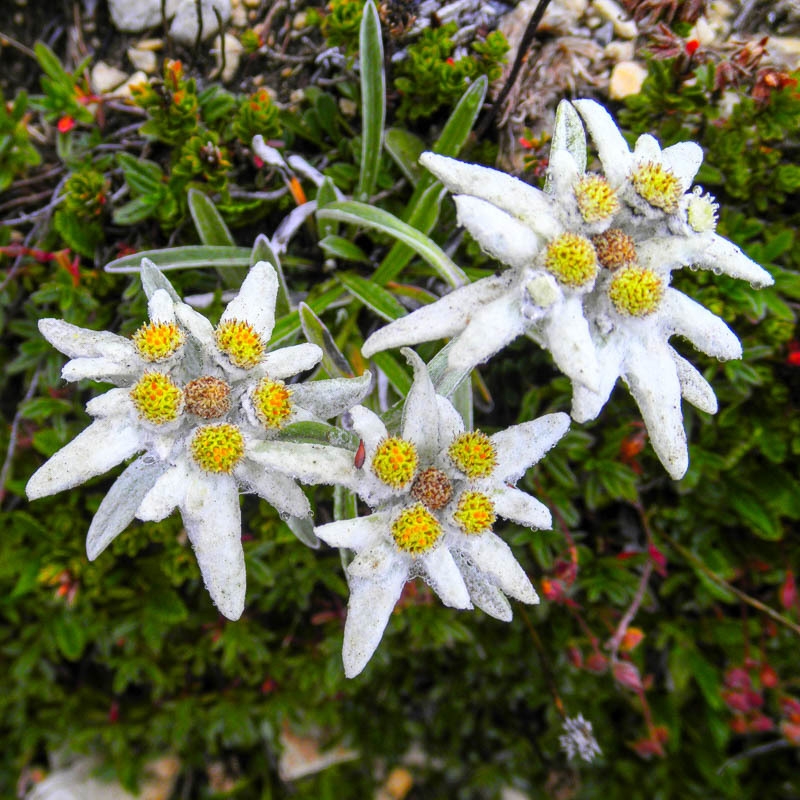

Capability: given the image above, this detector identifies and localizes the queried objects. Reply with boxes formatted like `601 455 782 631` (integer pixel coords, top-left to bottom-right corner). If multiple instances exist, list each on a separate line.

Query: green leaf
431 75 488 159
337 271 405 321
356 0 386 202
117 152 164 194
51 614 86 661
370 350 412 395
319 235 369 263
105 246 252 273
373 182 446 284
188 189 235 246
299 301 353 378
270 284 345 346
34 42 73 88
317 201 467 288
316 177 339 239
112 195 160 226
730 493 782 540
385 128 425 185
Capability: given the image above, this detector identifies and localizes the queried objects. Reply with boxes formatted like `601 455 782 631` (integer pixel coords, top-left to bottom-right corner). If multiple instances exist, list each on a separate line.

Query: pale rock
501 0 587 49
592 0 637 39
211 32 244 83
107 0 181 33
608 60 648 100
769 36 800 70
114 70 149 100
689 17 716 46
339 98 357 117
293 11 309 30
169 0 231 45
604 40 634 62
90 61 128 94
127 46 158 73
26 755 180 800
230 0 247 27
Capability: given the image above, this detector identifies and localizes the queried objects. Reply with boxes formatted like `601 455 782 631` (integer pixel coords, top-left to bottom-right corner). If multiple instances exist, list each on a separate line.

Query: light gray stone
107 0 180 33
169 0 231 45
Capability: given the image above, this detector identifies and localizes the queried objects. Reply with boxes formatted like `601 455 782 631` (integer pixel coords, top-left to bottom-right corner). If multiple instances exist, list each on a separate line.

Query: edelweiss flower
362 100 773 478
26 259 370 620
249 349 569 677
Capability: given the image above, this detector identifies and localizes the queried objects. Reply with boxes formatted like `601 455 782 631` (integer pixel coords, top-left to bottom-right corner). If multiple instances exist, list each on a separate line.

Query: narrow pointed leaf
357 0 385 202
319 236 369 263
105 246 251 273
317 201 467 287
337 272 406 321
316 177 339 238
251 234 291 316
385 128 425 184
299 301 353 378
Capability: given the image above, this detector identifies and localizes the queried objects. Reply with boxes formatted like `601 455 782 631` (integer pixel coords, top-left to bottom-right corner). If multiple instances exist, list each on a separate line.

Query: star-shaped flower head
363 99 773 479
362 101 614 393
564 99 773 478
250 349 570 677
26 259 371 619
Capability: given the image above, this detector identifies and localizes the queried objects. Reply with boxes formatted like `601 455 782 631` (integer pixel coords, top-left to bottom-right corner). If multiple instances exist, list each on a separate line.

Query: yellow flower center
686 187 719 232
252 377 293 429
608 267 664 317
543 233 598 288
215 319 264 369
448 431 497 479
184 376 231 419
190 423 245 473
630 161 682 213
591 228 638 271
410 467 453 511
574 174 620 223
391 504 442 554
371 437 418 489
132 321 184 362
130 372 183 424
453 491 496 534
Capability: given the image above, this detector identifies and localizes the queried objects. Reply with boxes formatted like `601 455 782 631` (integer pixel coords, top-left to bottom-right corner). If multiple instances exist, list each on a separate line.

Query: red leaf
780 571 796 609
613 661 643 691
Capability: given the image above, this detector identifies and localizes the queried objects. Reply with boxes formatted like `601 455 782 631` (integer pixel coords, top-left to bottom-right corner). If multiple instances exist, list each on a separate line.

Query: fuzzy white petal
420 152 560 238
38 318 132 360
136 461 191 522
400 348 440 457
660 141 703 190
445 290 527 373
546 148 583 200
670 350 718 414
491 486 553 530
262 343 322 378
147 288 177 324
661 289 742 360
87 458 168 559
246 441 359 490
61 356 140 383
542 296 601 392
347 539 398 580
349 405 388 455
697 234 774 287
453 195 543 268
84 388 134 418
455 556 513 621
288 372 372 420
420 546 472 609
624 342 688 479
435 395 465 447
315 511 392 550
182 474 246 620
573 99 632 186
26 418 143 500
220 261 278 340
343 570 407 678
235 459 311 518
361 273 514 358
491 413 571 481
175 302 216 350
456 531 539 604
570 343 623 422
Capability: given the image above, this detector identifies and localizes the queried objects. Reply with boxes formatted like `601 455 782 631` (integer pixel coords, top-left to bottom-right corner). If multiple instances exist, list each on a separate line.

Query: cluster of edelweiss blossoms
27 100 771 682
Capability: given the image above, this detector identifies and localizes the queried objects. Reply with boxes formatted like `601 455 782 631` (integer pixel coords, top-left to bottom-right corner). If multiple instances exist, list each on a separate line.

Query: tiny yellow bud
371 437 418 489
215 319 264 369
391 504 442 554
130 372 183 424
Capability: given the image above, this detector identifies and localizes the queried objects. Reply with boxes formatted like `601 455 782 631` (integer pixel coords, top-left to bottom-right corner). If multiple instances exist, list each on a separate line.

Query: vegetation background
1 0 799 797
